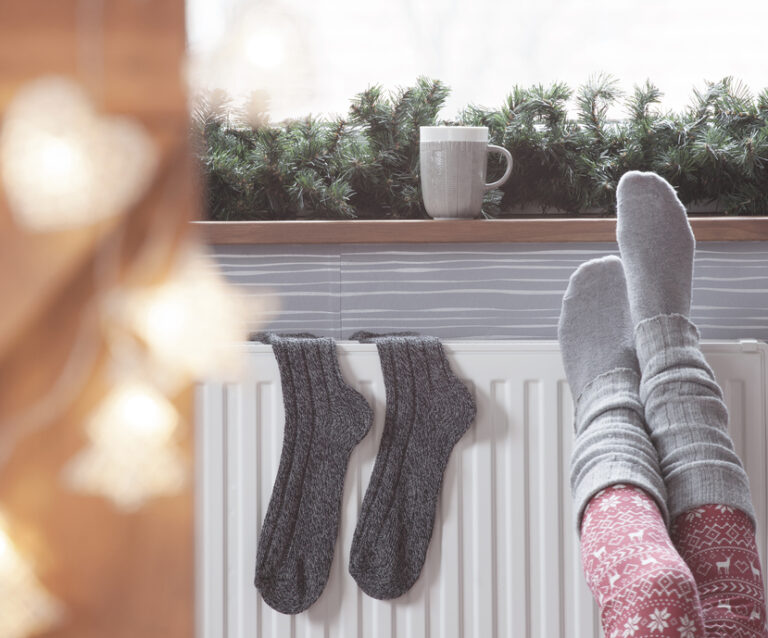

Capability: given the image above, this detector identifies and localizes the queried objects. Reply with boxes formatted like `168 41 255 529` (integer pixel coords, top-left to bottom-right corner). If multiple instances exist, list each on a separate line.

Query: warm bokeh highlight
0 1 195 637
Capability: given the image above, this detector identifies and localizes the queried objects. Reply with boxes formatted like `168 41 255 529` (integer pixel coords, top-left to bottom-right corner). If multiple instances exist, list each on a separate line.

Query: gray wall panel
213 242 768 341
212 245 342 339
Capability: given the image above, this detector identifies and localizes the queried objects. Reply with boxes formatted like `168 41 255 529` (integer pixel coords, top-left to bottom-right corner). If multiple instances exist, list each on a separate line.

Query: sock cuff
571 466 670 538
666 461 757 530
348 330 422 343
633 313 700 365
250 331 321 343
574 367 643 433
571 366 669 534
263 334 355 405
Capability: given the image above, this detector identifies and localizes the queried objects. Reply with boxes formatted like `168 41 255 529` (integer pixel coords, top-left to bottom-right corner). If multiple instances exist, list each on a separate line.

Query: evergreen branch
195 76 768 220
576 73 622 143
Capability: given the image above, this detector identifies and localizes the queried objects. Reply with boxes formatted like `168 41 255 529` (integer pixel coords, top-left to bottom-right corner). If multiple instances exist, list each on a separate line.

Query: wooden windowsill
194 217 768 244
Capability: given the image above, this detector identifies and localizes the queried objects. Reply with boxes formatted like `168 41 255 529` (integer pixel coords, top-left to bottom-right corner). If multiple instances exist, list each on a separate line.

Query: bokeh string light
116 249 248 387
65 246 252 510
0 69 259 636
0 76 157 231
1 74 253 510
63 381 187 511
0 515 62 638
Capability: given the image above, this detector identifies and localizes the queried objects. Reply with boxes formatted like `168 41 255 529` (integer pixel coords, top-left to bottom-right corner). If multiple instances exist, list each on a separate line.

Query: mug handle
485 145 513 191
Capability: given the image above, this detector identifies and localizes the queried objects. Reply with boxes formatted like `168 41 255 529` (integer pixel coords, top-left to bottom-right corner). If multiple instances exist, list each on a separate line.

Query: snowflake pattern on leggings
671 504 768 638
581 484 705 637
581 484 768 638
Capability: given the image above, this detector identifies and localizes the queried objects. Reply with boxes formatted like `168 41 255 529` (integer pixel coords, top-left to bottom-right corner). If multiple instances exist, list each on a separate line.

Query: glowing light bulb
37 134 87 185
63 381 186 511
125 250 248 383
0 516 62 638
86 382 178 449
1 76 156 231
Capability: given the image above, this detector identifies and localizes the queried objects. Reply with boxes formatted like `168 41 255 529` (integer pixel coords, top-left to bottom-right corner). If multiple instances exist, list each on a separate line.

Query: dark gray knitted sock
252 332 373 614
348 332 476 600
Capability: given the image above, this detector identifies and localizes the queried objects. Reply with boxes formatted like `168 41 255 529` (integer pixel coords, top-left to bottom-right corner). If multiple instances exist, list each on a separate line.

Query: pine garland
193 76 768 219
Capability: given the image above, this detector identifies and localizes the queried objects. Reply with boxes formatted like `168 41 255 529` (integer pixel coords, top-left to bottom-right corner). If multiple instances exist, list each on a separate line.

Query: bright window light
187 0 768 121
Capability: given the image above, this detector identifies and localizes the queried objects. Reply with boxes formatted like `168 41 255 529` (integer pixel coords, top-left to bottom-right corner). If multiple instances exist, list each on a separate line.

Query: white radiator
196 340 768 638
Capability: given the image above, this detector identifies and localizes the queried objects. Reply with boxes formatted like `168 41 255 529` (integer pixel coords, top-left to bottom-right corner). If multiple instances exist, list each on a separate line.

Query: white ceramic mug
420 126 513 219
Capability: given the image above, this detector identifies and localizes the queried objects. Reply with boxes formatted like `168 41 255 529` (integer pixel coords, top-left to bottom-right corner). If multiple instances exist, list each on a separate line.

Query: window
187 0 768 121
188 0 768 229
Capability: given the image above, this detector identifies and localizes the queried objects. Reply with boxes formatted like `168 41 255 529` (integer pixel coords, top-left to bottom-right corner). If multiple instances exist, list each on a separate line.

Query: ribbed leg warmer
635 313 756 527
570 367 669 533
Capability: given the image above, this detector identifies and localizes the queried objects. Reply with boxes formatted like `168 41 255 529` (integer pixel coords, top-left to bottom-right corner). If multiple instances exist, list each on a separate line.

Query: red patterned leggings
581 484 768 637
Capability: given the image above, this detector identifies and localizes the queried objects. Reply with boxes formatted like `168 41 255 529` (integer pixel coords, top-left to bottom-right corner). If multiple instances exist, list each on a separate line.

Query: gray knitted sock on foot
616 170 695 323
253 333 373 614
348 332 476 600
558 255 638 399
558 257 668 533
616 172 755 527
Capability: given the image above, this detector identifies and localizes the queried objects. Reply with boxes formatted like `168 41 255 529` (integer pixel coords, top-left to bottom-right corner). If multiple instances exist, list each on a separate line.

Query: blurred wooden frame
0 2 196 637
196 216 768 244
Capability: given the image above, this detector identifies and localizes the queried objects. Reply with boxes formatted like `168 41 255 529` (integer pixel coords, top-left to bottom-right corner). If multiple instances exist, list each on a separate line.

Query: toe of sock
559 257 628 330
615 170 694 320
617 171 688 221
558 256 637 398
618 170 677 200
563 255 624 299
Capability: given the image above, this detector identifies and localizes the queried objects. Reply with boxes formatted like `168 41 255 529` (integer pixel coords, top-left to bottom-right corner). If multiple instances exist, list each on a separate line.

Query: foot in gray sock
616 170 694 323
253 333 373 614
558 255 638 399
558 256 669 532
616 172 756 527
348 332 476 599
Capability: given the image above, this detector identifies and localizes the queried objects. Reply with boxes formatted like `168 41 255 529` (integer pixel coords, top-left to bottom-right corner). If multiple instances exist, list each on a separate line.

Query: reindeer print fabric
581 484 768 637
581 484 705 637
671 504 767 637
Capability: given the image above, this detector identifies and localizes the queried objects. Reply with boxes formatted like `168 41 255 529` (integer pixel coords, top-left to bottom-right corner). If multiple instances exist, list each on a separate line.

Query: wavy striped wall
213 242 768 341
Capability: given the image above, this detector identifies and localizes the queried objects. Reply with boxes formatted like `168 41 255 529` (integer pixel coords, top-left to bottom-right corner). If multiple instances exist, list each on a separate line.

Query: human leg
617 170 767 636
559 255 705 637
582 484 705 638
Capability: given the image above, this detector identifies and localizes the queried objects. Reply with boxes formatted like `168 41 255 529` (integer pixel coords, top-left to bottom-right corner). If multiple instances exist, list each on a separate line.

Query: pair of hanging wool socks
348 332 476 600
253 331 475 614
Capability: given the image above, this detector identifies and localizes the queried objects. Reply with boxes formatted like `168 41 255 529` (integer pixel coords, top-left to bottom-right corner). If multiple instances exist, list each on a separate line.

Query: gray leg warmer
559 256 668 534
634 313 756 527
570 367 669 534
